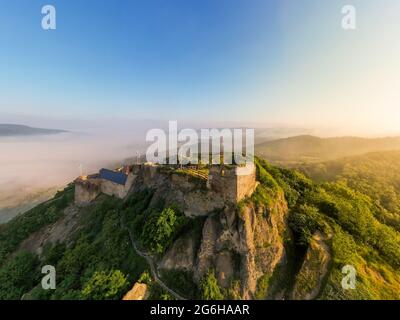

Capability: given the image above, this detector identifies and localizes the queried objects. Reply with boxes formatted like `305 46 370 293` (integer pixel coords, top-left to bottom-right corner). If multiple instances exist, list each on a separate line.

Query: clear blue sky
0 0 399 134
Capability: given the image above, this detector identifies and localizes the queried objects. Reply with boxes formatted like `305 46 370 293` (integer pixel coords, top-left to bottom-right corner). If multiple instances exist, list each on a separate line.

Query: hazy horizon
2 113 400 139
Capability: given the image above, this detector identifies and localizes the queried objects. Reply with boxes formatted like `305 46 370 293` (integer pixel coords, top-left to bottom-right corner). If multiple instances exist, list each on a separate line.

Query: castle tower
208 162 257 203
74 175 101 206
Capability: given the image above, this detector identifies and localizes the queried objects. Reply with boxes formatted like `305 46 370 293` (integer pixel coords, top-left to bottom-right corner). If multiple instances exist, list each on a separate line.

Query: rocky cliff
139 167 290 299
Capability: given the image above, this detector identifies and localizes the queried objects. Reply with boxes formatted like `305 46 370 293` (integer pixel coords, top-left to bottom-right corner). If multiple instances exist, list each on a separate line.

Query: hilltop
0 159 399 300
256 135 400 165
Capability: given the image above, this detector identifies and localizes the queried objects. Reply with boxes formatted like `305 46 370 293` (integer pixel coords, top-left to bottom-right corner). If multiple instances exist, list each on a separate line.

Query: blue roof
99 168 128 185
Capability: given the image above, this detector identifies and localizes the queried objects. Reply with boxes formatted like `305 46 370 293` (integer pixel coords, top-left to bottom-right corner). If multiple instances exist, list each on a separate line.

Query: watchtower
208 162 257 203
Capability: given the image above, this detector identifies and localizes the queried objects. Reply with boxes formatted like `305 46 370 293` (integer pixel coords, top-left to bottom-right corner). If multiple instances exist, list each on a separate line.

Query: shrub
288 204 323 246
82 270 129 300
201 269 225 300
0 251 40 300
140 207 188 254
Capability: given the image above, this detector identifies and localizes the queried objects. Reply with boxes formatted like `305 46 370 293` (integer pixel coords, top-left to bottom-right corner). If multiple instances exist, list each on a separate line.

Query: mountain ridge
0 124 67 136
256 134 400 165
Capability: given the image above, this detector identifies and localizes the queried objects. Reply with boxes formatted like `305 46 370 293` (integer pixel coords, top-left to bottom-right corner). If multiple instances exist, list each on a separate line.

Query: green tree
141 207 187 254
82 270 129 300
289 204 323 246
201 270 224 300
138 270 152 284
0 251 39 300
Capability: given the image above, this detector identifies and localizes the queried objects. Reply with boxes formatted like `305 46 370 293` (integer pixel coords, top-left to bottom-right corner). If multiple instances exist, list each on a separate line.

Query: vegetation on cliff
0 156 399 300
0 185 74 264
201 269 225 300
82 270 129 300
255 158 400 299
298 150 400 231
0 193 149 300
141 207 188 254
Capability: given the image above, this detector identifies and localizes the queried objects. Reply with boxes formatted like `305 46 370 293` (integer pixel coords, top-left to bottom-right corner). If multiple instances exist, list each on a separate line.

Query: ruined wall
209 163 257 203
74 182 100 206
235 163 257 202
141 164 160 187
208 166 237 203
124 174 136 193
100 180 126 198
74 162 256 206
99 173 136 199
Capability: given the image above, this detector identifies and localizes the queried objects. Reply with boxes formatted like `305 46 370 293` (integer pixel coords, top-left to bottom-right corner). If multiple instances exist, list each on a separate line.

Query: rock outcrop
123 283 149 300
236 192 288 299
291 231 332 300
159 232 197 271
159 187 289 300
17 205 82 256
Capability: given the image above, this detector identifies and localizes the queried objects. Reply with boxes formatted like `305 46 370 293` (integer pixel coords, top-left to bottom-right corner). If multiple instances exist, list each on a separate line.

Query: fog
0 123 152 222
1 114 389 222
1 133 133 187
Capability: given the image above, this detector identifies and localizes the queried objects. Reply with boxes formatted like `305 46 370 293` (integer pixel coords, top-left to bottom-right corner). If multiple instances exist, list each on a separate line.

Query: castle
74 166 136 206
74 162 257 206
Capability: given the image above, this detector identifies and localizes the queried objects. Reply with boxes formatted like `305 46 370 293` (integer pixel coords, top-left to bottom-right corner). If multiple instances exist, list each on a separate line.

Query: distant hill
256 135 400 165
298 150 400 231
0 124 67 136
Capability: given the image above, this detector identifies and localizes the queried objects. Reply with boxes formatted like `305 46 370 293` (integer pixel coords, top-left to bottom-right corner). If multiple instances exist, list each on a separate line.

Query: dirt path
119 214 186 300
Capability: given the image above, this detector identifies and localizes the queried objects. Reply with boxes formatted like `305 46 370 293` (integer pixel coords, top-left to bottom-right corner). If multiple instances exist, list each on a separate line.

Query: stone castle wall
100 180 127 199
75 172 136 205
74 163 256 206
100 173 136 199
75 180 101 206
236 163 257 202
208 163 257 203
208 166 237 203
